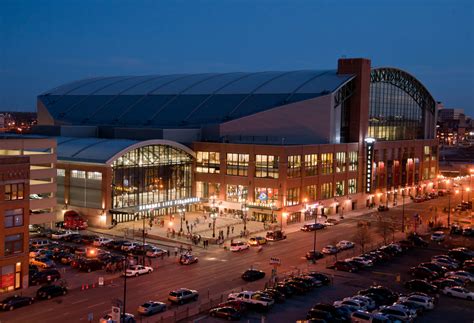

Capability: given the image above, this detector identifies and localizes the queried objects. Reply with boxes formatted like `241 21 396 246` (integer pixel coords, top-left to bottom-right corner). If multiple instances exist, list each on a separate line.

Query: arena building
31 58 438 228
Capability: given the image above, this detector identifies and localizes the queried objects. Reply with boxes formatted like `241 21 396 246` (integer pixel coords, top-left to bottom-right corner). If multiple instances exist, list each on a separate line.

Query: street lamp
401 189 406 233
178 205 185 233
210 195 217 238
241 202 249 233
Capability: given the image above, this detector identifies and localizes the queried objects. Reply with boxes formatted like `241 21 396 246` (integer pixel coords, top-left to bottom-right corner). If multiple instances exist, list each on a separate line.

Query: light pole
401 189 405 233
241 202 248 233
448 190 453 227
122 257 129 321
178 205 185 233
210 195 217 238
312 208 318 257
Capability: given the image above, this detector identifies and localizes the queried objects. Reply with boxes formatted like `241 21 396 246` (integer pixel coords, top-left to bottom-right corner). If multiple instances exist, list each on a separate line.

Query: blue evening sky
1 0 473 115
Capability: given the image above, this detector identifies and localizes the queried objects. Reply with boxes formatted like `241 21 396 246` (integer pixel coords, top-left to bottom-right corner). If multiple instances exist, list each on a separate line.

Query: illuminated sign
365 138 375 193
258 192 268 201
138 197 201 211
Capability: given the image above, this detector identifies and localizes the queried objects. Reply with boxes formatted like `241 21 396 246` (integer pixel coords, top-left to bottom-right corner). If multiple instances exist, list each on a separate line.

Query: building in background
0 155 30 293
29 58 438 228
437 107 474 146
0 137 57 226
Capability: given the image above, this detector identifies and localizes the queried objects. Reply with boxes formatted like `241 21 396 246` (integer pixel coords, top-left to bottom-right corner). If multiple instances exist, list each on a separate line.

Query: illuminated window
196 151 220 173
71 170 86 178
226 153 249 176
321 182 333 199
4 183 24 201
195 182 220 199
226 185 248 202
348 151 358 171
254 187 278 206
348 178 357 194
87 171 102 180
321 153 333 175
57 169 65 176
304 154 318 176
287 155 301 178
255 155 279 178
335 181 345 196
286 187 300 206
335 152 346 172
306 185 317 201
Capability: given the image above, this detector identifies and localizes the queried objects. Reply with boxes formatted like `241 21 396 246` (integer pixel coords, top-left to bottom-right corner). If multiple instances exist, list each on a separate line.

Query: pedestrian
208 223 212 229
231 226 234 234
167 249 170 257
174 247 178 257
227 226 230 235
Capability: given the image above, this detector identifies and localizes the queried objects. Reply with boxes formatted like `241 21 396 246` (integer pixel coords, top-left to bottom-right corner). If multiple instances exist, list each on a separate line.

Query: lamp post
401 189 405 233
210 195 217 238
241 202 248 233
178 205 185 233
312 208 318 259
122 257 129 321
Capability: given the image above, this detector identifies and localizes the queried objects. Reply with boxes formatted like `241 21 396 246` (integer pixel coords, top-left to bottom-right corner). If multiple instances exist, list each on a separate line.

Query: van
30 239 49 248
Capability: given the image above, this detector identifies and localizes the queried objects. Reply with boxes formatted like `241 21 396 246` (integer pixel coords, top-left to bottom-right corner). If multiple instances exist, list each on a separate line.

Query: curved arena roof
38 70 354 128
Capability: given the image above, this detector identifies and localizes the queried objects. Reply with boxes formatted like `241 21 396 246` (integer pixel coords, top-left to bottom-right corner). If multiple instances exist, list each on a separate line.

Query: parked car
307 272 331 285
430 231 446 242
99 313 135 323
350 256 374 268
432 278 463 289
359 286 398 305
79 259 104 272
305 250 324 261
375 306 415 322
407 234 429 247
242 269 265 281
137 301 166 315
265 230 286 241
36 284 68 299
209 306 241 320
168 288 198 305
442 286 474 300
301 223 325 231
0 295 34 311
322 245 339 255
419 262 447 275
93 237 113 247
30 257 55 269
409 266 438 280
125 265 153 277
378 205 389 212
333 261 358 273
448 248 474 262
404 279 438 293
230 241 249 252
336 240 355 250
217 300 248 312
310 303 347 322
398 294 434 310
247 236 267 246
29 269 61 285
121 241 139 252
445 270 474 283
351 310 390 323
146 246 167 258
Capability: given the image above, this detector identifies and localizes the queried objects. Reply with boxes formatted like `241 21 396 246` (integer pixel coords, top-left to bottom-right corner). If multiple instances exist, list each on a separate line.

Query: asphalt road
0 193 471 323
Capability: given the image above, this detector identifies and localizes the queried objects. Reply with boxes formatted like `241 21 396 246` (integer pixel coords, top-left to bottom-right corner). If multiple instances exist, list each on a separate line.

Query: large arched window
369 68 435 141
111 144 193 210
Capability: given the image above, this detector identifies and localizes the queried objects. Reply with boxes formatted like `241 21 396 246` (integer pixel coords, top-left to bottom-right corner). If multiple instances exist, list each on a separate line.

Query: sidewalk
90 197 415 249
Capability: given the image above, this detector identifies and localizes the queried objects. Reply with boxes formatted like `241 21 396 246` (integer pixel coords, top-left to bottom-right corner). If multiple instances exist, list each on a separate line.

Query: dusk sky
1 0 473 115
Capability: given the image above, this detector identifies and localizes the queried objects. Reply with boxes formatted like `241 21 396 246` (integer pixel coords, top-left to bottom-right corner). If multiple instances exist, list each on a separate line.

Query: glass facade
335 152 346 172
226 153 249 176
348 151 358 171
255 155 279 178
196 151 220 173
226 184 248 202
111 145 193 209
304 154 318 176
286 188 300 206
321 153 333 175
369 81 424 141
287 155 301 178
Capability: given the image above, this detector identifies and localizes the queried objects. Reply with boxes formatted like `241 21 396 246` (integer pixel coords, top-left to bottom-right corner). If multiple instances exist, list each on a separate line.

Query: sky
1 0 473 115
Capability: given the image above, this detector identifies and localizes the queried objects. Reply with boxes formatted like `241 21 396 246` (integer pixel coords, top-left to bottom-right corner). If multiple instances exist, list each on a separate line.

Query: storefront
0 262 22 293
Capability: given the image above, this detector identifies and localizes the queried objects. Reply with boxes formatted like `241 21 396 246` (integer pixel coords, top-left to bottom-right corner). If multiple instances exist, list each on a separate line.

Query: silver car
137 301 166 315
168 288 199 305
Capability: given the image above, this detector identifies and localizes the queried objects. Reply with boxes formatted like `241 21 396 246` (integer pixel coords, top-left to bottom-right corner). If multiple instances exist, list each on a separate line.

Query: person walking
231 226 234 234
174 246 178 257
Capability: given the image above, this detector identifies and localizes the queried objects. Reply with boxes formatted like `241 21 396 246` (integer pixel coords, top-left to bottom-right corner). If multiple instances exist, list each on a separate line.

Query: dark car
283 280 308 294
36 284 68 299
263 288 286 303
334 261 358 273
306 250 324 261
359 286 398 305
378 205 389 212
81 235 97 245
419 262 447 275
404 279 438 293
209 306 241 320
79 259 104 272
217 300 248 312
301 223 325 231
0 295 34 311
448 248 474 262
409 266 438 280
274 283 295 297
311 303 347 321
29 269 61 285
407 234 429 247
398 240 414 250
307 272 331 285
450 225 464 235
62 233 82 243
306 309 341 322
241 269 265 282
29 264 39 277
432 278 463 289
462 228 474 237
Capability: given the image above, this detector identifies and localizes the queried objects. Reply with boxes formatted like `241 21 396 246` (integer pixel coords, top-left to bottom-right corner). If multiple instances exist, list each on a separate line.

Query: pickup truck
227 291 274 309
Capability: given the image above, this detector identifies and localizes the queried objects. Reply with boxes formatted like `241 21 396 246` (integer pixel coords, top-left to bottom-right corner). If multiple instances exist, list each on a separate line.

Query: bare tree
352 225 374 253
376 214 397 244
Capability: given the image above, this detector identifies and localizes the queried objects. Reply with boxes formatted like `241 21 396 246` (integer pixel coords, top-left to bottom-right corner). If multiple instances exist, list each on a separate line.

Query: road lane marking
72 299 88 305
87 301 106 309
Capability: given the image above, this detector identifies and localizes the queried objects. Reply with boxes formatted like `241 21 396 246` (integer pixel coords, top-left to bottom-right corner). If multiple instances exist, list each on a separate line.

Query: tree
376 214 397 244
352 225 374 253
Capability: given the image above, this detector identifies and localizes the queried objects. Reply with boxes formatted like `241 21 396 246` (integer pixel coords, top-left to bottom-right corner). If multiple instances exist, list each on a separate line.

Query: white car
430 231 445 242
398 295 434 310
125 265 153 277
93 237 113 246
350 310 390 323
336 240 355 250
51 230 76 240
333 299 367 310
350 257 374 267
376 306 414 322
121 242 139 252
384 304 417 318
322 245 339 254
230 241 249 252
146 247 167 257
445 270 474 283
344 295 376 310
442 286 474 300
